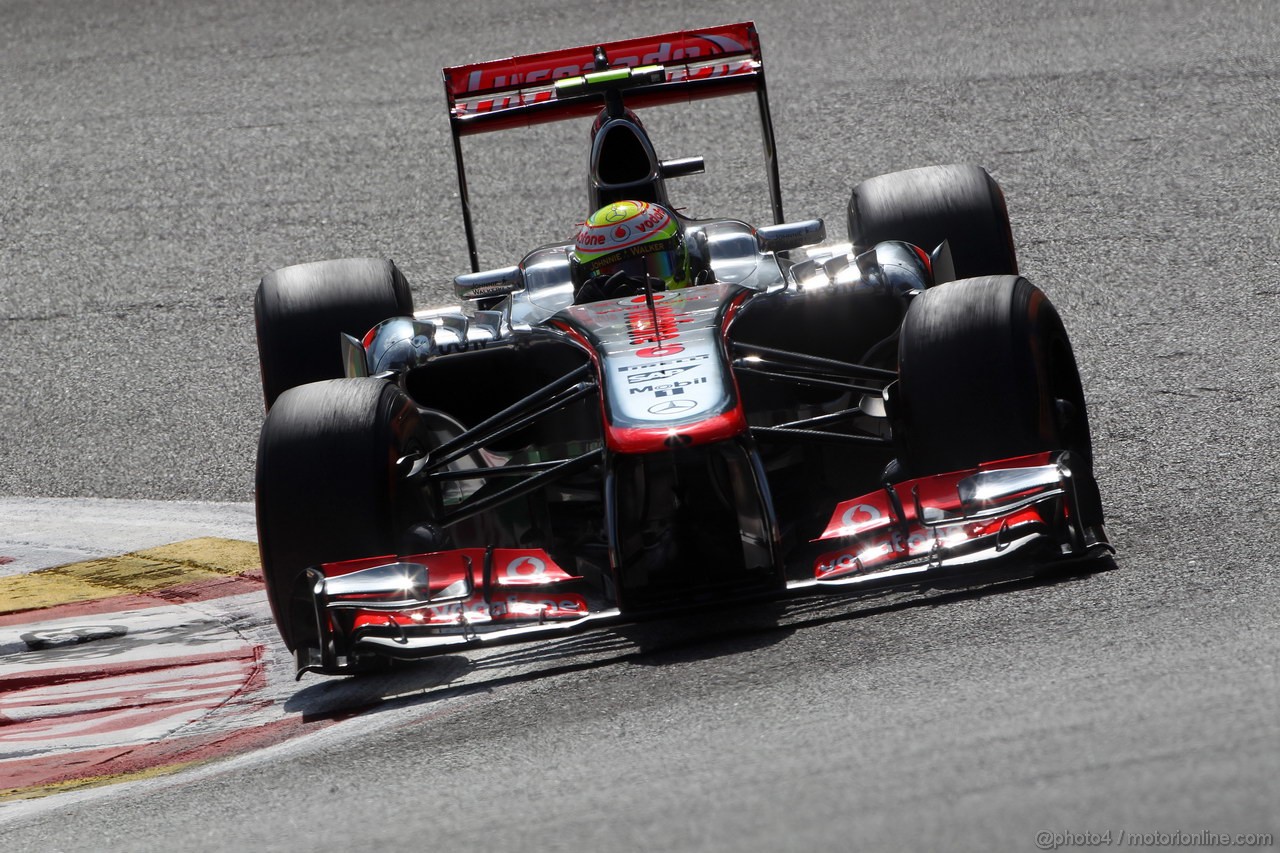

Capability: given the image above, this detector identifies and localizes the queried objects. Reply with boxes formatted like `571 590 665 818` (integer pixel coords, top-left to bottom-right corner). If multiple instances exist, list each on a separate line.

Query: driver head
570 200 691 300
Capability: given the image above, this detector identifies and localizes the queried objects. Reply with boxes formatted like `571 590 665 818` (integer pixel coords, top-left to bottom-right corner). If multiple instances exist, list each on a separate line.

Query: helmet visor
585 237 681 289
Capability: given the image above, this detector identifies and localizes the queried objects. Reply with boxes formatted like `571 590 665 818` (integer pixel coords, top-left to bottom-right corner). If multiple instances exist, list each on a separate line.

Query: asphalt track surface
1 0 1278 850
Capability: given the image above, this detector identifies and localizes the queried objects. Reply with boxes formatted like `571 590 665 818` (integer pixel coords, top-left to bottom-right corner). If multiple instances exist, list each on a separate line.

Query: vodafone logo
505 555 548 580
634 205 668 233
817 552 862 578
840 503 883 530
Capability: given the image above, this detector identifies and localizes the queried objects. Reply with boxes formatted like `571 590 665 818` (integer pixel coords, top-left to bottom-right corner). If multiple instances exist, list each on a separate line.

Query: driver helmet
570 200 693 296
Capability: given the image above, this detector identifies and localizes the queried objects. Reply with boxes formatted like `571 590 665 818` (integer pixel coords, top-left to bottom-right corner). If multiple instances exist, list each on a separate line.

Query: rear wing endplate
442 21 783 271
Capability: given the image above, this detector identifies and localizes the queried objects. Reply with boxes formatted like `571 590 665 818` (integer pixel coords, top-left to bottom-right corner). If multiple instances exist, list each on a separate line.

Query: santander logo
454 26 754 97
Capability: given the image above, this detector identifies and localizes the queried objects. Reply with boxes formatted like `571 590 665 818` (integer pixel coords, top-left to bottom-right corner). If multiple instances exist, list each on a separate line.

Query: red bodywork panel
605 408 749 453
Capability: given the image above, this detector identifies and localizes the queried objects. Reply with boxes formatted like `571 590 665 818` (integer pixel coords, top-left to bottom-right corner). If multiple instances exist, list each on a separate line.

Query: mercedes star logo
648 399 698 414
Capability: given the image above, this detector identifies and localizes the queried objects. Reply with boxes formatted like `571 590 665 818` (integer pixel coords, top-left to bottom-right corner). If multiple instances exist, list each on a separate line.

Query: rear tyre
255 378 428 651
255 258 414 408
848 164 1018 280
895 275 1102 525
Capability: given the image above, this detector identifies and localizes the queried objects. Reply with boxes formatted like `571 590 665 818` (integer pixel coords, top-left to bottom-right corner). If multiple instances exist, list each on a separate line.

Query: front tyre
848 164 1018 280
255 258 414 408
255 377 428 652
895 275 1102 525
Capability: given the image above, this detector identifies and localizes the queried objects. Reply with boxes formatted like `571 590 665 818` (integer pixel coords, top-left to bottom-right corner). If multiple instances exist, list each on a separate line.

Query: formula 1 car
253 22 1111 676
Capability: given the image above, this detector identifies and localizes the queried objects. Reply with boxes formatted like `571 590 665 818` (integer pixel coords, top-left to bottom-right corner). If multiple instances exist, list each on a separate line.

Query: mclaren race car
253 22 1111 676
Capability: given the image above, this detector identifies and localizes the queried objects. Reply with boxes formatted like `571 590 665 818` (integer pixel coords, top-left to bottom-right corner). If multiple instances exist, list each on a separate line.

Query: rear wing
442 21 783 271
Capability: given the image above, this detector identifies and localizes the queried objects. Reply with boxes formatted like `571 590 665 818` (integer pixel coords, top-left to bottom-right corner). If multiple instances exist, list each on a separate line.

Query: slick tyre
848 164 1018 280
895 275 1102 524
255 258 414 408
255 378 427 651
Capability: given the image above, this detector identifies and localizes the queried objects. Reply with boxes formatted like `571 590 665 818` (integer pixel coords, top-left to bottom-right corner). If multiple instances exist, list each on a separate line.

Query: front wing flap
298 547 620 676
801 451 1111 591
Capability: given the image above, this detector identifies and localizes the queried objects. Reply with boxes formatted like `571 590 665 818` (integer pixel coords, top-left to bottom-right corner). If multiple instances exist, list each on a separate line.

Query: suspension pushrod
776 406 866 430
430 457 592 481
733 364 884 396
439 448 604 528
732 342 897 380
425 363 595 470
429 383 597 472
750 426 890 446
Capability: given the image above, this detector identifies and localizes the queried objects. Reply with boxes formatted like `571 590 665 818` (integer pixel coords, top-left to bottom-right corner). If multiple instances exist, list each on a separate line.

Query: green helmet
571 200 692 297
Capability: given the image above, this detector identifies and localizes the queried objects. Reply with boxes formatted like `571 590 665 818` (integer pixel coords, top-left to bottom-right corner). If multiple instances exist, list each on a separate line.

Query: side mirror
756 219 826 253
341 333 368 378
660 157 705 179
454 265 523 301
928 240 957 286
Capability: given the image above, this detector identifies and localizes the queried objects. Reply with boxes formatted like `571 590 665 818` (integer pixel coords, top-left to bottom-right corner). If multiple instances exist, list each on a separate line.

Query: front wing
295 451 1109 676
